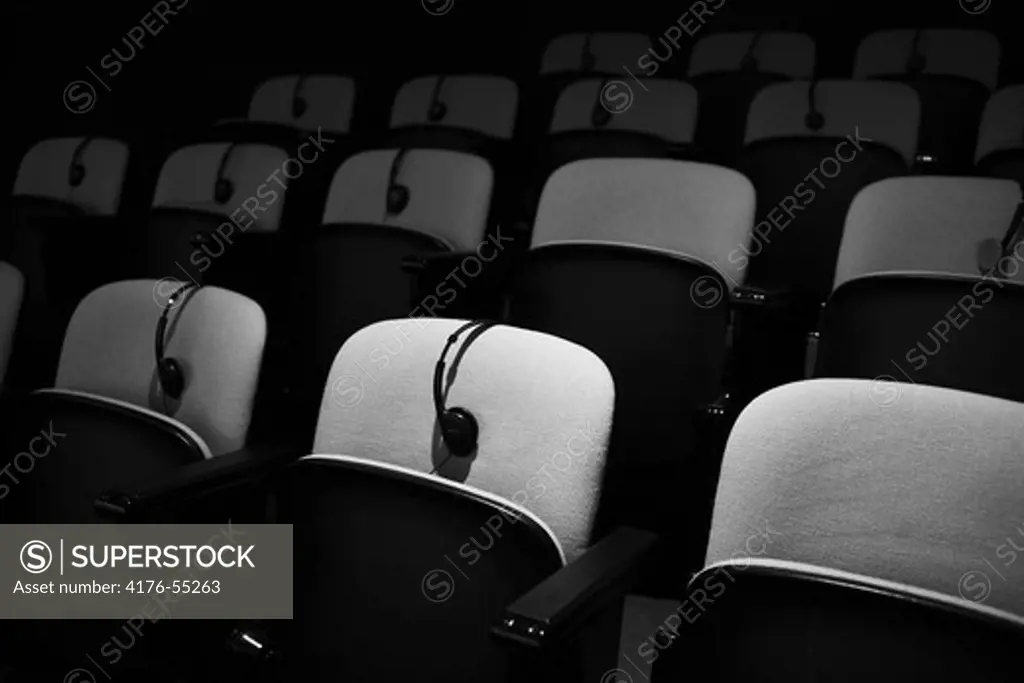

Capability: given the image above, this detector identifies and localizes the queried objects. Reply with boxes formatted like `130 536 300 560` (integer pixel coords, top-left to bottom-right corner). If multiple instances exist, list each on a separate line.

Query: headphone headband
581 33 596 72
293 74 309 119
805 80 825 131
68 136 94 188
906 30 926 75
741 32 763 72
384 148 412 218
155 282 201 406
214 143 239 204
999 199 1024 266
428 75 448 122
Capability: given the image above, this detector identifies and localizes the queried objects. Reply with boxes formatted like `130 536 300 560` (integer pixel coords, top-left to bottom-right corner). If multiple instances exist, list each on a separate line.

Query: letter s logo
20 540 52 574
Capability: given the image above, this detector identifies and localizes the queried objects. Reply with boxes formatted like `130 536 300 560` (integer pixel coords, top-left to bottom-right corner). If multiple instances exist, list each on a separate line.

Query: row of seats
196 28 1023 174
7 134 1022 381
222 71 1023 176
1 302 1022 678
542 29 1014 84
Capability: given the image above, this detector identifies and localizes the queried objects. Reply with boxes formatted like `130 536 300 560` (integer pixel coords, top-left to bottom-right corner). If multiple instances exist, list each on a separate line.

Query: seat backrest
13 137 130 216
248 74 356 133
541 32 652 75
705 379 1024 615
532 158 755 288
55 280 266 455
745 80 920 165
391 75 519 140
976 85 1024 163
321 149 494 251
853 29 1000 90
688 31 816 79
834 176 1024 289
312 318 614 561
549 78 698 144
152 143 290 233
0 262 24 386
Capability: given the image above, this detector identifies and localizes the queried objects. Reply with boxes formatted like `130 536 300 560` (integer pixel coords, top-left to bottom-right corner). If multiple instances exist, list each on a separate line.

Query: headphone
805 80 825 131
427 75 449 122
580 33 596 72
155 282 200 403
740 32 763 72
905 30 926 76
214 143 238 204
384 148 412 217
977 198 1024 277
430 320 496 468
68 137 93 188
591 77 613 127
292 74 309 119
997 199 1024 277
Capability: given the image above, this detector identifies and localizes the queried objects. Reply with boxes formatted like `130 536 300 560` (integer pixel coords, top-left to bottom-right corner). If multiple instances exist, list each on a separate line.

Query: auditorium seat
541 33 654 78
549 77 697 147
249 74 357 135
976 84 1024 185
210 74 356 151
242 317 658 680
6 136 131 391
3 280 266 522
514 77 700 224
688 31 816 166
703 378 1024 617
814 177 1024 401
287 148 495 445
388 74 519 150
854 29 1000 174
528 33 655 142
730 79 918 396
145 142 291 283
505 157 755 583
652 560 1024 682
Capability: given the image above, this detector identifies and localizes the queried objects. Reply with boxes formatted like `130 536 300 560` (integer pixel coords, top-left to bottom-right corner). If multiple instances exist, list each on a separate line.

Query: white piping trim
34 388 212 460
703 557 1024 627
834 270 1024 293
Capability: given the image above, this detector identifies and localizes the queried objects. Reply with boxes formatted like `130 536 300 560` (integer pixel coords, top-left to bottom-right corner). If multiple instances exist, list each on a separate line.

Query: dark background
7 0 1020 140
3 0 1020 248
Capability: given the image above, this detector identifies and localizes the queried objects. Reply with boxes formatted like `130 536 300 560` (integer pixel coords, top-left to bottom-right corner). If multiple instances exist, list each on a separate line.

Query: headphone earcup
68 162 86 188
215 178 234 204
439 407 479 458
805 111 826 131
158 358 186 401
428 101 447 122
387 184 410 215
